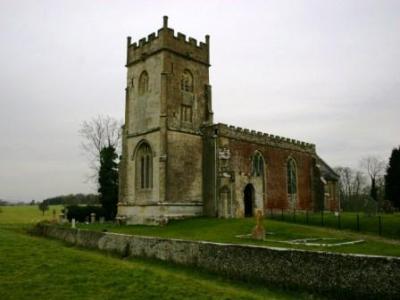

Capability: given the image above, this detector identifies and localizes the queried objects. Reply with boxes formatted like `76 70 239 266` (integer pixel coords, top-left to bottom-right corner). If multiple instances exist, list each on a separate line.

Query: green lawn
76 217 400 257
267 210 400 239
2 205 399 257
0 228 314 300
0 205 317 299
2 205 399 299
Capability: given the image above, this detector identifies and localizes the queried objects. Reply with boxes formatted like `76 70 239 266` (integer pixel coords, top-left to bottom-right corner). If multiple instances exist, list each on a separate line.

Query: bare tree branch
360 156 386 181
79 115 123 182
334 166 367 200
360 156 386 202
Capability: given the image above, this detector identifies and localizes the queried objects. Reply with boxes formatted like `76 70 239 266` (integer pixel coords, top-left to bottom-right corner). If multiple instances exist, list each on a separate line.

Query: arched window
181 69 193 92
252 152 264 176
136 142 152 189
138 71 149 95
287 158 297 196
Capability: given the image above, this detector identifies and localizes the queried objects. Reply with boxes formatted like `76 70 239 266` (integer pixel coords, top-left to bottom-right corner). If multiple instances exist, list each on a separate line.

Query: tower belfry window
181 105 192 122
181 70 193 92
138 71 149 95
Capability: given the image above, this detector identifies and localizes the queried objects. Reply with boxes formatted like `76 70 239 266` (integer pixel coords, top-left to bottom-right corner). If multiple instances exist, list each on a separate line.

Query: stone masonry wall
167 131 203 203
35 224 400 299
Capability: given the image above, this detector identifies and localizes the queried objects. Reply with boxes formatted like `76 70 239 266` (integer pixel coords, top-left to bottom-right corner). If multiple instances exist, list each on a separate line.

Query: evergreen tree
385 146 400 208
370 178 378 202
98 146 119 220
38 201 49 216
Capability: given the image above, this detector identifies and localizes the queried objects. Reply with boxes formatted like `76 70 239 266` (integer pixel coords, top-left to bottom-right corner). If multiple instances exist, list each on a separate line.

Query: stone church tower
118 17 213 223
118 17 340 224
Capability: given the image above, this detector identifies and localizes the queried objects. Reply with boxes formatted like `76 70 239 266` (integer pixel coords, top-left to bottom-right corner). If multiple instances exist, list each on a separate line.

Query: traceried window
136 142 152 189
181 69 193 92
138 71 149 95
287 158 297 196
181 105 192 123
252 152 264 177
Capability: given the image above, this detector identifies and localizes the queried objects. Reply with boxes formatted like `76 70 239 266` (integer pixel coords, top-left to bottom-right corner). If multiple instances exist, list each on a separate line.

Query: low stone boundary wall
34 224 400 299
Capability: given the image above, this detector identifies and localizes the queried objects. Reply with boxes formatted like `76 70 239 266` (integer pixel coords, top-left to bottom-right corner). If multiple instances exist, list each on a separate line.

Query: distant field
0 205 317 299
0 205 62 225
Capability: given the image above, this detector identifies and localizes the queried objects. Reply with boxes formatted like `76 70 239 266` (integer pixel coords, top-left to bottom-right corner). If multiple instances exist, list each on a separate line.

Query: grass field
0 206 318 299
0 205 62 225
267 210 400 239
2 205 400 299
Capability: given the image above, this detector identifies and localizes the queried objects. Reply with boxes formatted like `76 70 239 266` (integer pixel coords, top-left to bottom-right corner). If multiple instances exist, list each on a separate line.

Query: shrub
65 205 106 222
364 197 378 216
382 200 394 214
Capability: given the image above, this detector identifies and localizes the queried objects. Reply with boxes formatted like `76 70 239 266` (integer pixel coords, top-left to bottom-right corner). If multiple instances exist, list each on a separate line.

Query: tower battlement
126 16 210 66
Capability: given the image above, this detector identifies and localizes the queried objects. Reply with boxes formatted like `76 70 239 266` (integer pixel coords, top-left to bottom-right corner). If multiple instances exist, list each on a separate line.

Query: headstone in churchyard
71 218 76 229
251 209 266 240
59 211 68 224
99 217 105 224
90 213 96 224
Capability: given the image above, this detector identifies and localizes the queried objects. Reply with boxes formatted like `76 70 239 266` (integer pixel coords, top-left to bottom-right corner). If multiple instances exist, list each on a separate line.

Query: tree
334 166 368 211
98 145 119 220
385 146 400 208
360 156 385 202
38 201 49 216
79 115 122 181
335 167 366 198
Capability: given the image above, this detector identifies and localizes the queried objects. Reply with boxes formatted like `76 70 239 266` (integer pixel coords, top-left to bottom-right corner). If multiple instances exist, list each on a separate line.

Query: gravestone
90 213 96 224
71 218 76 229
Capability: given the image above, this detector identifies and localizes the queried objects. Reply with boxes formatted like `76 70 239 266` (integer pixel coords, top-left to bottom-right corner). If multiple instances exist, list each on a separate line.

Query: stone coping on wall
34 223 400 299
204 123 316 154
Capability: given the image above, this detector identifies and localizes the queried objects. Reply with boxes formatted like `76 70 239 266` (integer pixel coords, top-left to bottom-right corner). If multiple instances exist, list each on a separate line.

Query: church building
118 17 339 224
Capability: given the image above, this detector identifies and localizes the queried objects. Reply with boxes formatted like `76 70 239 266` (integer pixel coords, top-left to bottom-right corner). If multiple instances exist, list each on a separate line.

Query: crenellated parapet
203 123 316 153
126 16 210 67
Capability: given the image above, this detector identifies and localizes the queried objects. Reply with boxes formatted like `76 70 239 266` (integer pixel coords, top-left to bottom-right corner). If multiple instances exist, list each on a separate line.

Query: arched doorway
244 184 255 217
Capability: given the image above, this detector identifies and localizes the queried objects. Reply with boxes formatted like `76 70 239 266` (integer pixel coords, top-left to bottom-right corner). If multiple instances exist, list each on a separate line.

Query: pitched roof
317 156 339 181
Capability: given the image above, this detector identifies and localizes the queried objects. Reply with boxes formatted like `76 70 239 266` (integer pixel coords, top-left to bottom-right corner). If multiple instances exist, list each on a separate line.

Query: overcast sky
0 0 399 202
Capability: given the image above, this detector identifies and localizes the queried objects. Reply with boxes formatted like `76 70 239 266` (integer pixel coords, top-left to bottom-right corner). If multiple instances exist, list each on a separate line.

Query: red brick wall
228 139 314 211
